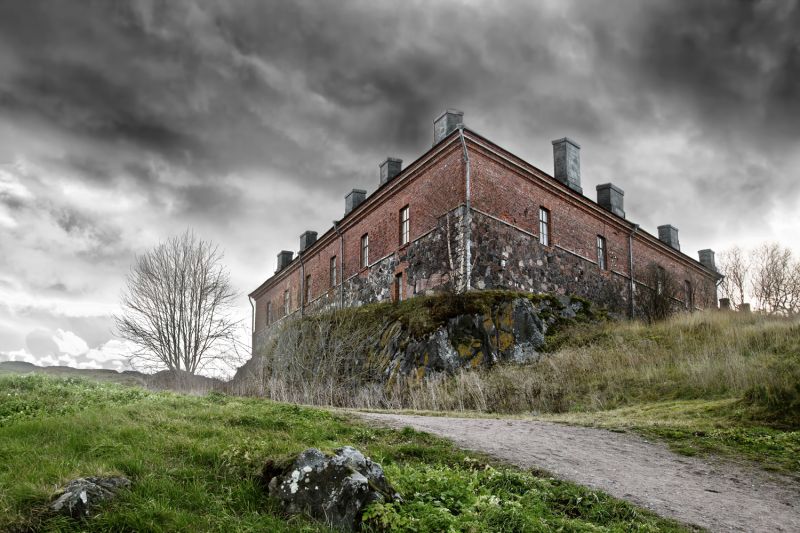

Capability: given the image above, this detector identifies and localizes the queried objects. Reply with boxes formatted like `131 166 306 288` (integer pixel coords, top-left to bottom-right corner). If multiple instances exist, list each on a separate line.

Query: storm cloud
1 0 798 372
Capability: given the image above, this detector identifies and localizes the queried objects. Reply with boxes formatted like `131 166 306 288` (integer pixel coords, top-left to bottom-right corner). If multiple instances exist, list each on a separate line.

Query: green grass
539 399 800 477
0 374 687 532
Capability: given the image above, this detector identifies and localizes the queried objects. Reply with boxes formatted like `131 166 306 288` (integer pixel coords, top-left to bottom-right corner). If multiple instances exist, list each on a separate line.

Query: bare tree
115 230 239 374
718 246 750 310
750 243 800 316
637 262 680 322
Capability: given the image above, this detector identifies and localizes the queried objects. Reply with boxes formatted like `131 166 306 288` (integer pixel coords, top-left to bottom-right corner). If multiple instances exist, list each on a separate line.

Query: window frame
539 207 550 246
399 205 410 246
684 280 693 309
305 274 312 304
596 235 607 270
283 289 290 315
330 256 337 287
266 301 272 325
360 233 369 269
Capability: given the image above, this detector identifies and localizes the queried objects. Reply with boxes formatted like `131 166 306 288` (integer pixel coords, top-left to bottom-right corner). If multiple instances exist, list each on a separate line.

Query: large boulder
265 446 400 531
50 476 131 519
384 296 551 378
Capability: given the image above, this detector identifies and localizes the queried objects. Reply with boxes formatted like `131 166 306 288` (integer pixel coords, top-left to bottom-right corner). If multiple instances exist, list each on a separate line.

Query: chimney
299 231 318 253
596 183 625 218
276 250 294 272
345 189 367 215
433 109 464 144
658 225 680 250
552 137 582 194
698 249 716 271
379 158 402 185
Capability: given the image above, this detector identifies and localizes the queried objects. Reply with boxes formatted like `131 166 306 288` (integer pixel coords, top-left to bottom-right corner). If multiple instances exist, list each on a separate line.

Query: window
394 272 404 302
330 256 337 287
539 207 550 246
266 301 272 325
684 280 693 310
305 274 312 304
596 235 607 270
283 289 290 315
361 234 369 268
656 266 666 295
399 205 410 246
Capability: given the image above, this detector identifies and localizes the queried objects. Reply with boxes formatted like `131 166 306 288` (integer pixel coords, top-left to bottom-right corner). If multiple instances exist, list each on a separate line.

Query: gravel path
357 413 800 532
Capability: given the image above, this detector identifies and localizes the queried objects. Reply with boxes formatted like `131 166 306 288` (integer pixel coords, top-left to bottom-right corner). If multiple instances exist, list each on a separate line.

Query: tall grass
377 311 800 424
242 309 800 427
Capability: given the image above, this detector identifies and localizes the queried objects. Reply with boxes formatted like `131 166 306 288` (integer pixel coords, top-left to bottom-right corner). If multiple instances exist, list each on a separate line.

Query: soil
357 413 800 532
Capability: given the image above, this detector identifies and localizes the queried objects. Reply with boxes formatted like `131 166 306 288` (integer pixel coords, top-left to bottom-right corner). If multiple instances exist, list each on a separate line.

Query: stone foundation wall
469 209 629 314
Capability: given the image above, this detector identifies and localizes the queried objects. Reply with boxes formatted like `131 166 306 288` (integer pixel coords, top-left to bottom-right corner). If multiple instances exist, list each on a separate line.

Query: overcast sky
1 0 798 374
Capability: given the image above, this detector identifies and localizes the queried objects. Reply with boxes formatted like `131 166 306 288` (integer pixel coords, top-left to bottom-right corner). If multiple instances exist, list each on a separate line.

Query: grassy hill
0 375 686 532
234 290 800 475
360 308 800 475
2 294 797 529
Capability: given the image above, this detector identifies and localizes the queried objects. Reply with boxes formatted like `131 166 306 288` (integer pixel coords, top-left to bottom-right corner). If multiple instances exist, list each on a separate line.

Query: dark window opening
597 235 607 270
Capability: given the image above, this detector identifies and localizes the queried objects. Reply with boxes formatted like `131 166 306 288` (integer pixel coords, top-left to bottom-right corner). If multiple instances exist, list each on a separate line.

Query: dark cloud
624 0 800 139
0 59 200 159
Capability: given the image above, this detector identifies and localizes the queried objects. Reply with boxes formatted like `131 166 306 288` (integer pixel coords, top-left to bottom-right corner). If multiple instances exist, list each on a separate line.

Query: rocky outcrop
232 292 600 395
383 295 586 378
50 476 131 519
264 446 399 532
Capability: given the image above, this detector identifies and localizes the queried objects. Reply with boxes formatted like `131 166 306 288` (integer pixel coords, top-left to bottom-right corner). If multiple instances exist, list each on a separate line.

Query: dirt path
357 413 799 532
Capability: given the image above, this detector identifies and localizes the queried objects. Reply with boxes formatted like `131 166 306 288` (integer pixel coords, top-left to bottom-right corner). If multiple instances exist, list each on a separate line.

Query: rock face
383 296 583 378
50 476 131 519
265 446 400 531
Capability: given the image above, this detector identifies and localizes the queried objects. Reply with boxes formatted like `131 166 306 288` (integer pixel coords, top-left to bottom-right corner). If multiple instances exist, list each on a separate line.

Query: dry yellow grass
374 311 800 422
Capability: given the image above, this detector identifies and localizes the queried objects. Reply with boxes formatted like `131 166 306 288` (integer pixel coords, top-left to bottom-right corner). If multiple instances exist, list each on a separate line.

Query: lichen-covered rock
384 296 550 377
265 446 400 532
50 476 131 519
508 297 546 362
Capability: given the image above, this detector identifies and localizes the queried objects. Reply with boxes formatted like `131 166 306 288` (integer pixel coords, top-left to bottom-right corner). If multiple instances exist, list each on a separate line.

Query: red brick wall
468 137 717 309
253 139 467 330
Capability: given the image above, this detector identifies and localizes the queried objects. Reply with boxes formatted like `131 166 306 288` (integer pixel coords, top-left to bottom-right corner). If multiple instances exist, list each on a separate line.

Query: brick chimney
658 225 680 250
433 109 464 145
276 250 294 272
596 183 625 218
552 137 582 194
299 231 317 252
698 249 716 271
345 189 367 215
379 158 402 185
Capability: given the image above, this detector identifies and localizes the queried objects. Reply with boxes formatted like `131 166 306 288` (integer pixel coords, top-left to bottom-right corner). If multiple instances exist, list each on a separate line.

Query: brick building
250 110 721 351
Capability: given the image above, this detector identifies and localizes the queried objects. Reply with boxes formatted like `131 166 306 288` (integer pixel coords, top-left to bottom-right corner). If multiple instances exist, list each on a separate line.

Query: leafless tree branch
114 229 240 374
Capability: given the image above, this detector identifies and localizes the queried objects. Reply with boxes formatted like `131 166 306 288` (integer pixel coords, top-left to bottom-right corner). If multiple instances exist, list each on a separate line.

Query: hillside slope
0 375 686 532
